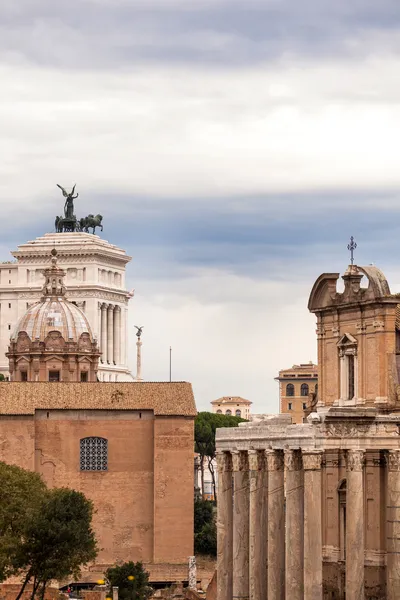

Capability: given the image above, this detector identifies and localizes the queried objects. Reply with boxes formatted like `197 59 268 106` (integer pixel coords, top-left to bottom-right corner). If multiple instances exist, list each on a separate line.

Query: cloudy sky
2 0 400 413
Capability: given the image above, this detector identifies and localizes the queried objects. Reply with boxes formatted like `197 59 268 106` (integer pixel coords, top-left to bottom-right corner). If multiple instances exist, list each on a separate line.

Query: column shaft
232 451 250 600
249 450 267 600
346 450 364 600
387 450 400 600
107 305 114 364
267 450 285 600
114 306 121 365
216 452 233 600
100 304 107 363
303 451 323 600
284 449 304 600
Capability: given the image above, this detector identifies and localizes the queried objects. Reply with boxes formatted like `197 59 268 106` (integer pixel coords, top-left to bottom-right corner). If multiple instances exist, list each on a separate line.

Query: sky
2 0 400 413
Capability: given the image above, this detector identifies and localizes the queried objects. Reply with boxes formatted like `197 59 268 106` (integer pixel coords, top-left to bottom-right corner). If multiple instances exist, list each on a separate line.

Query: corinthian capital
284 449 302 472
265 449 284 472
346 449 364 472
231 450 248 472
387 450 400 472
302 451 323 471
215 451 232 473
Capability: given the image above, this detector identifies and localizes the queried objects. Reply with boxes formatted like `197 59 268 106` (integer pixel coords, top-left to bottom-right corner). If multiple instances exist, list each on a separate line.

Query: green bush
105 561 152 600
194 521 217 557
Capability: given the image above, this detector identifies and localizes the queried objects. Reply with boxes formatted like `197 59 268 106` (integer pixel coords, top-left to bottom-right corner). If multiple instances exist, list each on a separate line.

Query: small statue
134 325 144 338
57 184 79 220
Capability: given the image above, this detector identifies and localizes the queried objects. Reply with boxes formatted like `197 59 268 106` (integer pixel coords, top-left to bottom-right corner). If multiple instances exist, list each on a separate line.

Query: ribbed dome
12 248 93 343
12 298 93 342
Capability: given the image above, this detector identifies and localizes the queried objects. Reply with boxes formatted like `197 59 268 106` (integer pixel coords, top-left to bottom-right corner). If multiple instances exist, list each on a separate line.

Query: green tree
194 498 214 534
0 462 46 583
194 521 217 557
16 488 98 599
195 412 245 500
105 561 152 600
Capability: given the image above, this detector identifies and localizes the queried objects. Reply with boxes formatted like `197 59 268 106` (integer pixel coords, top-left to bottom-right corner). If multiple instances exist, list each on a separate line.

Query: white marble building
0 232 134 381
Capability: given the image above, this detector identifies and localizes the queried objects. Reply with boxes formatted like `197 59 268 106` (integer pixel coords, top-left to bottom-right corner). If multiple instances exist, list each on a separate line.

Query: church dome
11 249 94 343
12 298 93 342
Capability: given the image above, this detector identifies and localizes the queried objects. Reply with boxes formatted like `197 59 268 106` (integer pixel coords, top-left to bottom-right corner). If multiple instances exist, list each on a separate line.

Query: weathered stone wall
153 417 194 563
0 584 62 599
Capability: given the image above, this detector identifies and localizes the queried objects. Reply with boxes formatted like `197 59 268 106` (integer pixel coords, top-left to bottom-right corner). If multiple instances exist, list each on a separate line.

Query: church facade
216 260 400 600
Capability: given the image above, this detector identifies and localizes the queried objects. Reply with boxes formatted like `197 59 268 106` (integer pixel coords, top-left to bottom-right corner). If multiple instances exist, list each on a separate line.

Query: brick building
275 362 318 424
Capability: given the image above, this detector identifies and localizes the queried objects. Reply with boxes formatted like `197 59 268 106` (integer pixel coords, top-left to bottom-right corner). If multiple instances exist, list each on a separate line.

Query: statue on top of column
134 326 144 339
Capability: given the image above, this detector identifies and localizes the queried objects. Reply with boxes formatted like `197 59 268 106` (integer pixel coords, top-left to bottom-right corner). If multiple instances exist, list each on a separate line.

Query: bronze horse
79 214 103 234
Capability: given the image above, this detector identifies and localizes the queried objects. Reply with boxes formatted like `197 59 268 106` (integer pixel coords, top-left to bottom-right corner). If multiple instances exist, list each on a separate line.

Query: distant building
275 362 318 424
210 396 252 419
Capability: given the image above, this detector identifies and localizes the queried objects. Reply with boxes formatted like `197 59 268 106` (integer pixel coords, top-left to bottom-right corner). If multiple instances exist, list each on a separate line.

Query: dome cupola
7 250 100 382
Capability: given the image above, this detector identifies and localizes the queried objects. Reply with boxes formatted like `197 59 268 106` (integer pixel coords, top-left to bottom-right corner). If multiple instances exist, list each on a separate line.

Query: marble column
107 304 114 364
284 449 304 600
113 306 121 365
346 449 365 600
303 450 323 600
387 450 400 600
249 450 267 600
232 450 250 600
216 451 233 600
100 303 107 363
267 449 285 600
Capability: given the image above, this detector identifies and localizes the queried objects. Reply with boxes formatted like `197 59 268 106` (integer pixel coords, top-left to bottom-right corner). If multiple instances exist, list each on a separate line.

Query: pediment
16 356 30 364
43 355 64 363
337 333 357 347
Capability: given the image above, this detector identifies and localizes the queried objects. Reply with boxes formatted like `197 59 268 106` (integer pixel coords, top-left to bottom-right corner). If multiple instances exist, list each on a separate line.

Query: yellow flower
128 575 135 581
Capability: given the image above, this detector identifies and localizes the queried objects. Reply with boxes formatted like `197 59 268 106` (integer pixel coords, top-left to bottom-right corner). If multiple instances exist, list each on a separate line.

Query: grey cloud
2 0 400 68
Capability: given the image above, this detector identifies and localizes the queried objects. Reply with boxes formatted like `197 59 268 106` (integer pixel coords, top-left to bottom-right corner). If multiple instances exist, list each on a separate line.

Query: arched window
80 437 108 471
216 409 222 414
226 409 232 416
235 409 241 417
286 384 295 397
301 384 309 396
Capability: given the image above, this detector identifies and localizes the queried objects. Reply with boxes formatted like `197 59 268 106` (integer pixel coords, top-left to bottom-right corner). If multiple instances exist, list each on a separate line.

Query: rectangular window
288 402 292 410
303 402 307 410
80 371 88 382
8 303 11 309
48 370 60 382
348 354 355 400
21 371 28 382
8 325 11 330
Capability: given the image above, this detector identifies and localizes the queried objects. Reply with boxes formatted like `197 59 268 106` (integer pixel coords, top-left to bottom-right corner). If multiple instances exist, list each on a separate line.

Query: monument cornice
18 288 131 304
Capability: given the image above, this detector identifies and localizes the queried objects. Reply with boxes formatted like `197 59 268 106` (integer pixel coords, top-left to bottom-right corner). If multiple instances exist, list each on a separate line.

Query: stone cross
347 236 357 265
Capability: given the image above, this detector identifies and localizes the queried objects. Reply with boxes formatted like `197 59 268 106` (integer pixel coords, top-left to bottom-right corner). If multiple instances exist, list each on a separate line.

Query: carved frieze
324 423 372 437
346 450 364 472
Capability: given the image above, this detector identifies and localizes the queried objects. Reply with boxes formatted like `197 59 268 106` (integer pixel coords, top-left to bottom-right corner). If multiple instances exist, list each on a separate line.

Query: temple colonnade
98 303 122 365
216 448 400 600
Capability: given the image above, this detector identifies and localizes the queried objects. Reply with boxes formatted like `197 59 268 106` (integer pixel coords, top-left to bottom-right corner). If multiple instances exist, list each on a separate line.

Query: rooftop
0 382 197 417
211 396 252 405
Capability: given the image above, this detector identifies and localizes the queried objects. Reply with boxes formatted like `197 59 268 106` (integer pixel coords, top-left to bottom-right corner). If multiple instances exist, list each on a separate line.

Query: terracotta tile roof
210 396 252 405
0 382 196 417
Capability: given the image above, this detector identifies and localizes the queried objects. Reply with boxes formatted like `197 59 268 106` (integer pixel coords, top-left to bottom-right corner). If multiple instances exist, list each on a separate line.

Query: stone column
100 303 107 363
346 449 365 600
97 302 102 349
112 587 118 600
113 306 121 365
387 450 400 600
188 556 197 590
303 450 323 600
216 451 233 600
266 449 285 600
249 450 267 600
232 450 250 600
284 449 304 600
107 304 114 364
